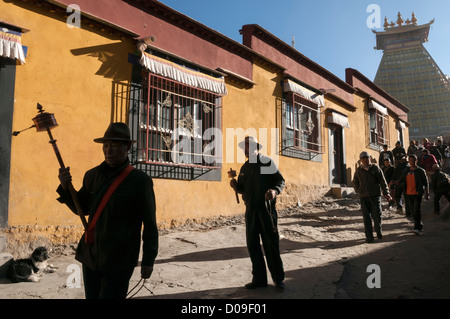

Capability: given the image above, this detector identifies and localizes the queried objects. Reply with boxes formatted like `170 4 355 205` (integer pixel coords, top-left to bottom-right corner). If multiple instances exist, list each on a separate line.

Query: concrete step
329 186 356 199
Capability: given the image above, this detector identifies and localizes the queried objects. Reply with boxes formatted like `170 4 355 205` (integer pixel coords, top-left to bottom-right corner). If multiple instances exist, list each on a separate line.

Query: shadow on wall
70 42 133 82
71 42 136 123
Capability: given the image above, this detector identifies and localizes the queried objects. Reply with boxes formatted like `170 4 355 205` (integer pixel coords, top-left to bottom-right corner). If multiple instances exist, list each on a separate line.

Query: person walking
230 136 286 290
430 164 450 215
379 144 394 170
57 122 158 299
382 158 395 208
392 141 406 168
420 148 438 181
399 154 430 234
407 140 418 156
391 155 409 215
353 151 392 243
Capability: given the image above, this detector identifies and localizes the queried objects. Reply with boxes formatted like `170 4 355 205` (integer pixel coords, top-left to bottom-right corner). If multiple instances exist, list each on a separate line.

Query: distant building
373 12 450 141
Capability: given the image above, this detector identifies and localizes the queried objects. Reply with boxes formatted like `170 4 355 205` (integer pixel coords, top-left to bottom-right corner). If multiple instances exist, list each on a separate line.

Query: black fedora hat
93 122 137 144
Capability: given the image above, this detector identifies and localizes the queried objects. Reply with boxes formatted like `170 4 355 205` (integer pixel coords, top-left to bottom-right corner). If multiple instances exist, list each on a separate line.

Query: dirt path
1 194 450 299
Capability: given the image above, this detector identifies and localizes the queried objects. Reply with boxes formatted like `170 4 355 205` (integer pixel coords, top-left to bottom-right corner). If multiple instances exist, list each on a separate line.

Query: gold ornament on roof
411 12 417 25
384 17 389 30
397 12 404 26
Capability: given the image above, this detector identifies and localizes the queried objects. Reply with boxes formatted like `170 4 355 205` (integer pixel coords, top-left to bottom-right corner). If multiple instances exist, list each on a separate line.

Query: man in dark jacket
353 151 392 243
391 156 409 214
430 164 450 215
230 136 285 290
399 154 429 234
379 144 394 170
57 123 158 299
392 141 406 168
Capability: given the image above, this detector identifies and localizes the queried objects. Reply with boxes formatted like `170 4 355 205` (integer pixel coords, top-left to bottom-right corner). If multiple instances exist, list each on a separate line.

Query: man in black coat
230 136 285 290
430 164 450 215
57 123 158 299
392 141 406 168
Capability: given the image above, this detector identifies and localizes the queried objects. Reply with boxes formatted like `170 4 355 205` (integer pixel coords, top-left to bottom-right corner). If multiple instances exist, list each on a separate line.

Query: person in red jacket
420 148 438 180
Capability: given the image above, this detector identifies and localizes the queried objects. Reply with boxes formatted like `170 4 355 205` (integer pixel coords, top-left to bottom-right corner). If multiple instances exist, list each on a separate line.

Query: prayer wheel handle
33 103 88 230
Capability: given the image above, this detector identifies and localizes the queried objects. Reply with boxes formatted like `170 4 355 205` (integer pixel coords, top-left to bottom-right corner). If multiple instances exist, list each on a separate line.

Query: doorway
329 125 346 186
0 57 16 227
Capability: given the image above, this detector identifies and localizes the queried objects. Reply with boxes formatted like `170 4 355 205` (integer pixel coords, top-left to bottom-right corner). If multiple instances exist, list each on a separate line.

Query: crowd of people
354 137 450 242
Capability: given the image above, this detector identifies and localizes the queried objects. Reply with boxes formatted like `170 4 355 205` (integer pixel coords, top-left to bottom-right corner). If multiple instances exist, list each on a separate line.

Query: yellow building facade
0 1 409 245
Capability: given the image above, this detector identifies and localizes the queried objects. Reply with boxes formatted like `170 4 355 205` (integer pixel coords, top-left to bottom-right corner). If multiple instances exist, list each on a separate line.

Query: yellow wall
3 2 134 225
2 2 409 230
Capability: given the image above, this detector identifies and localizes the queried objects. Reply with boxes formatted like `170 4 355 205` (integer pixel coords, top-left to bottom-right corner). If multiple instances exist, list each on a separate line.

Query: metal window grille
128 72 223 179
281 92 323 157
368 109 390 148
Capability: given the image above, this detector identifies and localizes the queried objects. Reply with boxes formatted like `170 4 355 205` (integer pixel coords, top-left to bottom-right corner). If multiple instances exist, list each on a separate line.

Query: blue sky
158 0 450 82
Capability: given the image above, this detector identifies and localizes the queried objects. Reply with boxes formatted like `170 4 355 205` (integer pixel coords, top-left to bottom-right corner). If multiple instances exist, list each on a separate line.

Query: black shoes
275 281 285 290
244 281 285 290
244 282 267 289
366 232 383 243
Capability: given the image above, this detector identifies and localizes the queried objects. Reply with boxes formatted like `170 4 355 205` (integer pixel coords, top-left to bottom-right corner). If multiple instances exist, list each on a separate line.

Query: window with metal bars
281 92 322 159
369 109 389 148
128 71 223 180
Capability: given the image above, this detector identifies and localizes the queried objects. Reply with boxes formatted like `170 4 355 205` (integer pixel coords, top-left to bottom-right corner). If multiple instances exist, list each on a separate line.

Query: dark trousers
245 206 284 284
434 190 450 212
82 265 134 299
405 194 423 231
360 196 382 239
393 184 403 209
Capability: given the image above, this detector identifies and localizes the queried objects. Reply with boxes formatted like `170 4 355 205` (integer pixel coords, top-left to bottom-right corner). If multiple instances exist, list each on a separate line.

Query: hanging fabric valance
283 79 325 107
397 120 406 130
368 100 388 116
140 52 227 95
328 111 350 128
0 29 26 64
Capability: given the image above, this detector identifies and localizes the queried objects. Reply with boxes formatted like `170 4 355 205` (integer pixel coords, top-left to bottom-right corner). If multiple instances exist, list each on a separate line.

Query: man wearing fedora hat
230 136 286 290
353 151 392 243
57 122 158 299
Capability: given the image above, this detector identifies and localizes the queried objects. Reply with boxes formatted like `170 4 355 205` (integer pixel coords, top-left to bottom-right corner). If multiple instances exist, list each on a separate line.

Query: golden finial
411 12 417 25
383 17 389 29
397 12 404 26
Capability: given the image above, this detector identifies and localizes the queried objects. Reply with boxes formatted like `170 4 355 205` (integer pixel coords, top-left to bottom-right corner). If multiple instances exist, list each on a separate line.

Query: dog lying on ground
7 246 58 283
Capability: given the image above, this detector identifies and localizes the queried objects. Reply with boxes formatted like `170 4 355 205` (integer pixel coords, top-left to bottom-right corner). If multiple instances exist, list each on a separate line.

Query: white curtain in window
140 52 227 95
0 30 26 64
283 79 324 107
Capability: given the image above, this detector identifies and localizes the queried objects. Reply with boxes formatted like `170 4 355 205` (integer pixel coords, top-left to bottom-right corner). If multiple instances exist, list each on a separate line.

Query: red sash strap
85 165 134 245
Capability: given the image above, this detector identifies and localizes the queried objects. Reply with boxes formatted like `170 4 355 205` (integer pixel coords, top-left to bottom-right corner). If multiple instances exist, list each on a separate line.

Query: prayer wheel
32 104 58 132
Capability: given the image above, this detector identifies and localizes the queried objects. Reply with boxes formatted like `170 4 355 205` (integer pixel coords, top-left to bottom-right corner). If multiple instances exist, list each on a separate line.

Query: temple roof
372 13 435 50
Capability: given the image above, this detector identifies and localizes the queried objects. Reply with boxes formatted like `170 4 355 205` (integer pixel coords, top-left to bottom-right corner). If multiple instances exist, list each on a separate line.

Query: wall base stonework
1 185 333 257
